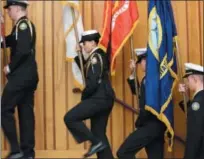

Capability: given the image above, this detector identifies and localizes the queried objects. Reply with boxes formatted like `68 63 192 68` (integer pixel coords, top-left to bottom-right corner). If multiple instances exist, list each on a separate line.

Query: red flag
98 1 113 52
99 0 139 75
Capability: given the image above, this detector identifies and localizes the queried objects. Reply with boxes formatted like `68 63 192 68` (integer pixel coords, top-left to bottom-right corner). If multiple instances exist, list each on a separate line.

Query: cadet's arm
179 100 191 112
8 21 32 73
74 54 86 70
127 77 139 95
1 35 13 48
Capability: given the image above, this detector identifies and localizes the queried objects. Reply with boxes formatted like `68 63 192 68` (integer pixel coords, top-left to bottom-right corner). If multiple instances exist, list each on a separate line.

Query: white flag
61 1 84 89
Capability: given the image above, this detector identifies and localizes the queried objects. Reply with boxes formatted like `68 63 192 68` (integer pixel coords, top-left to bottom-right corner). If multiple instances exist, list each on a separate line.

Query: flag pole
0 3 8 64
175 38 188 118
1 24 8 65
70 7 86 86
130 36 140 110
1 2 9 92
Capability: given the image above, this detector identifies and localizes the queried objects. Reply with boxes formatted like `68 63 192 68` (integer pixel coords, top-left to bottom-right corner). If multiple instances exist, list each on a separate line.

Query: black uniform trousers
117 121 165 159
1 83 35 157
64 98 114 159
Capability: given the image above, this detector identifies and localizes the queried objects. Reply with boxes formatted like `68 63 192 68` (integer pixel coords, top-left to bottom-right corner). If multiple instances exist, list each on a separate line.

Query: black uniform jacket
180 90 204 159
127 77 160 127
75 48 115 101
1 16 38 91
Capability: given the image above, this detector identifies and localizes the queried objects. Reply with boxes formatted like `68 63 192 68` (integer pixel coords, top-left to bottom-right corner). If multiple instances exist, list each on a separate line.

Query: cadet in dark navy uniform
117 48 165 159
64 30 115 159
178 63 204 159
1 1 38 158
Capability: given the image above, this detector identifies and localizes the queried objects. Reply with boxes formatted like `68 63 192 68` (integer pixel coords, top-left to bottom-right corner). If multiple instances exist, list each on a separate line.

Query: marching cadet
117 48 166 159
64 30 115 159
1 0 38 158
178 63 204 159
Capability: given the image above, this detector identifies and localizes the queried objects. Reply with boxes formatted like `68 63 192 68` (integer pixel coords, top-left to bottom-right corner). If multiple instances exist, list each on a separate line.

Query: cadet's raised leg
64 99 105 144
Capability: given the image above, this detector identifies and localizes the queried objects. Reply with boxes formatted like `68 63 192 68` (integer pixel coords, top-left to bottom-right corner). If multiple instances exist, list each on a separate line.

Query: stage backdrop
1 1 203 158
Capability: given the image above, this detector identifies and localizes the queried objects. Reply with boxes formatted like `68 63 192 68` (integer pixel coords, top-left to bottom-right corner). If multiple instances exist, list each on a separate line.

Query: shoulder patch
19 22 28 30
91 57 98 65
191 102 200 111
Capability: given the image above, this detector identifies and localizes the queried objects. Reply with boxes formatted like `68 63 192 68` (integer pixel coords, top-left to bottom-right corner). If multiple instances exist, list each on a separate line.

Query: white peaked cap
22 1 29 4
80 30 100 43
134 48 147 56
185 63 204 72
81 30 99 36
183 63 204 78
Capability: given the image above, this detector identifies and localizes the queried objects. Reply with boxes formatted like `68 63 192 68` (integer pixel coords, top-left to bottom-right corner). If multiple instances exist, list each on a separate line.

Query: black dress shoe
84 141 107 158
5 152 24 159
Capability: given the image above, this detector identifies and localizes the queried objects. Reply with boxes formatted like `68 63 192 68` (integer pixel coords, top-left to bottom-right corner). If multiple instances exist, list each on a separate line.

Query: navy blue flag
145 0 178 151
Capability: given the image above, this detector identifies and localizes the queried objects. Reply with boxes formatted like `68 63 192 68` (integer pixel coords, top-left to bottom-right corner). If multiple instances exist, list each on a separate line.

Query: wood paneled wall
1 1 203 158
